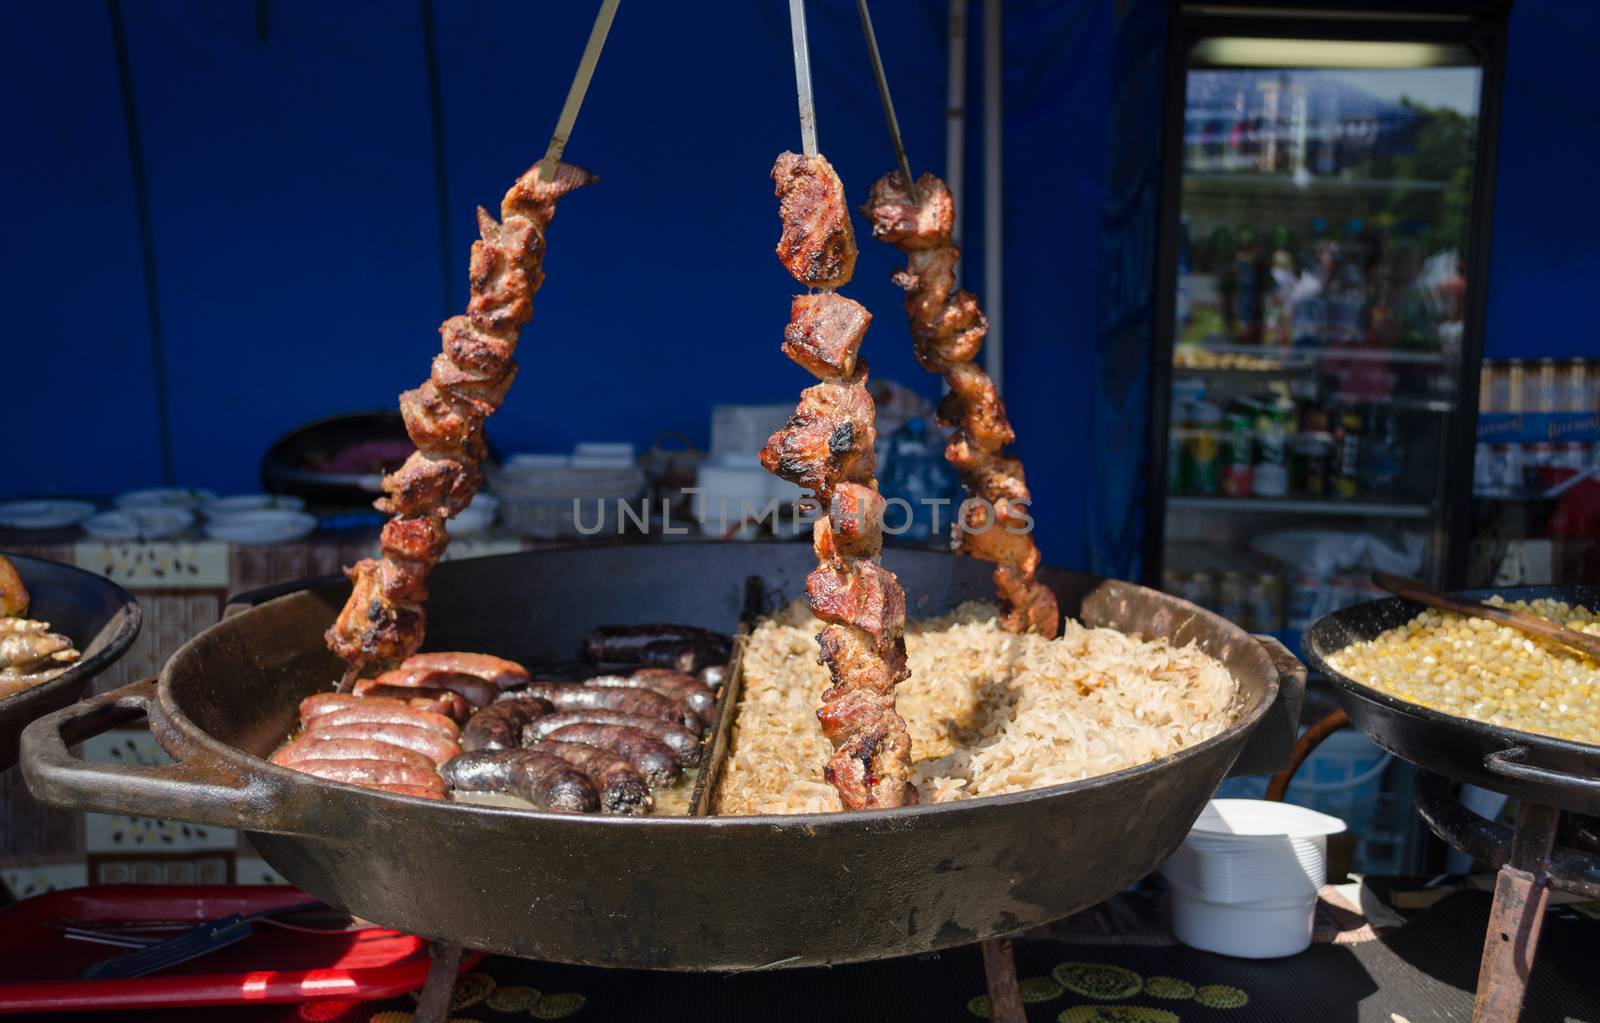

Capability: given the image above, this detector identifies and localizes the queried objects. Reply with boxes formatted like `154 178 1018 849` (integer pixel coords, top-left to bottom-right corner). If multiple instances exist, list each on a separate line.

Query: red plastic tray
0 885 478 1014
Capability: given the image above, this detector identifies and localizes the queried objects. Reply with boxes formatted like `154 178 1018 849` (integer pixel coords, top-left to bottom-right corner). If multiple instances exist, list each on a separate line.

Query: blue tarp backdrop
3 0 1591 570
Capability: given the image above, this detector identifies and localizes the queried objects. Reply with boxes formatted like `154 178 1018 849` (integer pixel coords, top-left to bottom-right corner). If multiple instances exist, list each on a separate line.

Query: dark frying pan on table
0 553 141 771
22 543 1302 970
1304 585 1600 816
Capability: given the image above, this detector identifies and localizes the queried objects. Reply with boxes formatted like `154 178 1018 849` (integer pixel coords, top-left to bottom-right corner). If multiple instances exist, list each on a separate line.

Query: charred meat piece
812 483 884 561
0 555 28 617
525 739 651 815
782 293 871 380
805 560 906 656
324 560 425 665
398 381 489 462
442 748 597 813
517 682 701 735
772 152 857 289
524 710 702 766
824 717 918 810
376 452 483 521
816 623 906 696
461 697 553 753
541 723 681 786
759 372 877 499
860 170 953 250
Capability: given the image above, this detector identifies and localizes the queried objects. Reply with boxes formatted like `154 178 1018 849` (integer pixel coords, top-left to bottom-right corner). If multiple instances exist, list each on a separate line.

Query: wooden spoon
1372 572 1600 662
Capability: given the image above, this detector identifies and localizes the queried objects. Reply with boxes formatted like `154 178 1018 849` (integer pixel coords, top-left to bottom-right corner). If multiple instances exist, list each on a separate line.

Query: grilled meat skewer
862 171 1059 637
761 152 917 810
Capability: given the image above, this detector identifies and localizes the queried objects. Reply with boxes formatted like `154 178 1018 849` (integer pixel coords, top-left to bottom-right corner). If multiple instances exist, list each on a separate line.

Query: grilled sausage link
541 723 681 786
523 710 702 765
526 739 652 816
271 736 434 772
442 749 597 812
461 697 553 752
341 684 469 721
301 703 460 741
290 758 447 796
399 652 530 690
360 669 498 708
301 720 460 766
516 681 701 734
583 625 733 668
588 669 718 724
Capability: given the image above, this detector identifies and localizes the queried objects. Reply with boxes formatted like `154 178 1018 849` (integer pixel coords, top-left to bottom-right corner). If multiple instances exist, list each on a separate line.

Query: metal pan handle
20 678 308 834
1485 745 1600 796
1226 634 1308 777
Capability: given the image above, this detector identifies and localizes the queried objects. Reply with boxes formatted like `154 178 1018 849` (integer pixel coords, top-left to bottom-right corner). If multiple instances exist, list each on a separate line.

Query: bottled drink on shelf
1253 391 1294 498
1232 225 1263 344
1222 403 1255 497
1263 224 1296 347
1504 359 1526 412
1334 409 1364 498
1532 358 1561 412
1360 408 1404 496
1562 360 1590 413
1324 219 1369 347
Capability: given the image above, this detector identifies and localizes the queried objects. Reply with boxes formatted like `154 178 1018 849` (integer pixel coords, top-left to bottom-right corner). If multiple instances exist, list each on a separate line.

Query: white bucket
1162 799 1346 958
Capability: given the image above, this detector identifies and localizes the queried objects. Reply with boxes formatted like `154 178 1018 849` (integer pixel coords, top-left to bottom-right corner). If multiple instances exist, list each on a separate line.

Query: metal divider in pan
689 575 765 818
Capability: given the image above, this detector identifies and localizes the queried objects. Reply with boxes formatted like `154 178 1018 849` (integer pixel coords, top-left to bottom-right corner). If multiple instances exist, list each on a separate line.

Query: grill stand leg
414 942 466 1023
1473 801 1560 1023
980 937 1025 1023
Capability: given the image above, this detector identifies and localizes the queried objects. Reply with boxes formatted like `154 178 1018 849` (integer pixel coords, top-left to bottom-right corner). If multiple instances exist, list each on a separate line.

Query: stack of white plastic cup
1161 799 1347 958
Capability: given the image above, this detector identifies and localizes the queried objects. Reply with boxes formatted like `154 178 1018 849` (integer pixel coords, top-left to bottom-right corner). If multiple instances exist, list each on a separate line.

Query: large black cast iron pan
1305 585 1600 816
0 553 141 771
22 543 1301 970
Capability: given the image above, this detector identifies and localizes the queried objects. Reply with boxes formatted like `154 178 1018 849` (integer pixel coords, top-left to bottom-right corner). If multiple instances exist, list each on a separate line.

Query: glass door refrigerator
1142 4 1509 875
1147 6 1509 656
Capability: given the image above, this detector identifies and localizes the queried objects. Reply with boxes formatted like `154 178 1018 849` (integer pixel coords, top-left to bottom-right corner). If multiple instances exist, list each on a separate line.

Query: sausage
526 740 652 816
304 704 460 741
300 692 387 720
698 663 727 690
361 669 498 708
527 710 701 766
541 724 681 786
301 720 460 766
587 670 718 724
441 749 597 812
342 684 469 721
377 783 445 800
399 652 530 690
271 736 434 771
517 681 702 735
583 625 733 668
461 697 553 752
289 758 447 796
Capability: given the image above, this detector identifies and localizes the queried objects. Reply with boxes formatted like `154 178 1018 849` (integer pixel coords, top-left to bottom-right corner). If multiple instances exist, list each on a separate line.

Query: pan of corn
1304 585 1600 815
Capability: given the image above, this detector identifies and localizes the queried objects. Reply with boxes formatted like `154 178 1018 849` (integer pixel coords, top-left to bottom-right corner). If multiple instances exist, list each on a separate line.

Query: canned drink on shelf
1334 410 1363 498
1290 431 1335 495
1486 360 1511 414
1479 363 1495 413
1250 573 1284 633
1253 397 1293 498
1534 358 1561 412
1505 358 1526 412
1566 359 1593 413
1221 408 1254 497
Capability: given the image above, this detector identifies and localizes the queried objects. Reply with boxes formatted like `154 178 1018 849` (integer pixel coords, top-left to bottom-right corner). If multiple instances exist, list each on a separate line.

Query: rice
714 600 1239 815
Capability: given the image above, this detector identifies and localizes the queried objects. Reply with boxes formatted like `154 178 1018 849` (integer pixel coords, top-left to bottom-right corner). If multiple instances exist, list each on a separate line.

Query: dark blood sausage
303 704 460 742
442 749 597 813
583 625 733 670
461 697 553 753
526 740 652 816
343 683 469 721
526 710 702 766
698 663 727 690
361 669 498 709
289 758 447 797
588 670 718 724
399 652 530 690
301 720 460 766
271 736 434 772
518 681 702 735
540 724 681 786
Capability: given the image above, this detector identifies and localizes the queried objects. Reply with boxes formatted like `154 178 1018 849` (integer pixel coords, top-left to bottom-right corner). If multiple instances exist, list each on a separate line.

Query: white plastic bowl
1161 799 1346 958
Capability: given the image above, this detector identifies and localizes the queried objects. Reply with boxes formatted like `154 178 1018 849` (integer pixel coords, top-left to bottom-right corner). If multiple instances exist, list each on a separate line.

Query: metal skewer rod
855 0 918 204
540 0 621 181
788 0 818 156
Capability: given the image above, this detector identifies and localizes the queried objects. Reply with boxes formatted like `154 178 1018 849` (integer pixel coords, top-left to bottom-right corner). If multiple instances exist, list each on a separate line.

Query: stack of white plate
200 494 315 544
1160 799 1346 958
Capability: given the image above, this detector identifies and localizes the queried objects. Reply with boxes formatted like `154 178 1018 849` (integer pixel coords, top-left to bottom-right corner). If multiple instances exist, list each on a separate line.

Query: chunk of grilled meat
0 555 28 617
759 367 877 500
765 151 917 810
773 152 857 289
327 159 595 670
863 170 1059 638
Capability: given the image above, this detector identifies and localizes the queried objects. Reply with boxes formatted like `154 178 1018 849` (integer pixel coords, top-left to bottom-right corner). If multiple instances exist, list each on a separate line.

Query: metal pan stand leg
1473 801 1560 1023
980 937 1025 1023
414 942 467 1023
